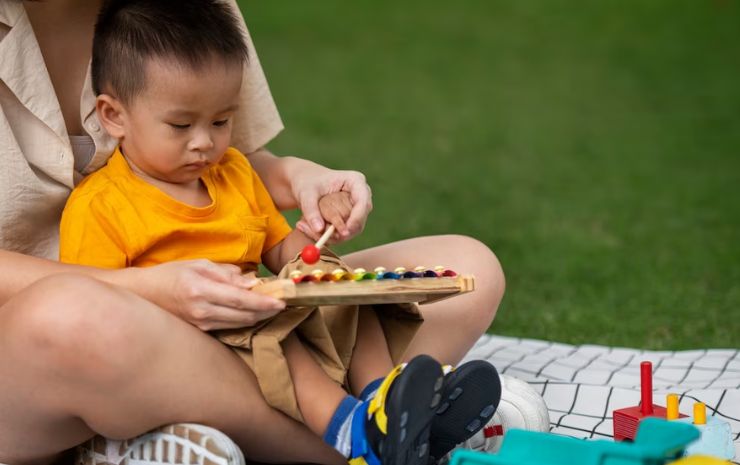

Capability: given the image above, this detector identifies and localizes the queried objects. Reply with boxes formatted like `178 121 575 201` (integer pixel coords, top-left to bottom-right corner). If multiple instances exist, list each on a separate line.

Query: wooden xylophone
252 266 475 306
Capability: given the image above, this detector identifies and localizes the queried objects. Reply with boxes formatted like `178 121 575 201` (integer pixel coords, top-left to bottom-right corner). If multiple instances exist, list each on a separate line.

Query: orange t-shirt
59 147 292 270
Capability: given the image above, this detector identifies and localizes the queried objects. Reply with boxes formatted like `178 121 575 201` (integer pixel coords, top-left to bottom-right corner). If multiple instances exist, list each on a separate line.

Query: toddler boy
60 1 500 463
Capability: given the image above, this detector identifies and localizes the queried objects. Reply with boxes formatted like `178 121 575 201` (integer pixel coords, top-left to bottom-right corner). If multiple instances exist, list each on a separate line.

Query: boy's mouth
184 161 209 169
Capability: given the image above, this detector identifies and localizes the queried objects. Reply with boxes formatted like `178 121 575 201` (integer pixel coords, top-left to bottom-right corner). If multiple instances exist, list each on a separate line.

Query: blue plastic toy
449 418 700 465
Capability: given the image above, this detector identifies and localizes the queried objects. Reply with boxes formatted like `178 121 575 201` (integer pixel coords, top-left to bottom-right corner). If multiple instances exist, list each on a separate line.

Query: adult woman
0 1 504 463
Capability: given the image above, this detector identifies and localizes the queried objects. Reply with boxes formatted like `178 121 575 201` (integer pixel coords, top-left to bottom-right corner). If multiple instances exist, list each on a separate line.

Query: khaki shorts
214 251 423 421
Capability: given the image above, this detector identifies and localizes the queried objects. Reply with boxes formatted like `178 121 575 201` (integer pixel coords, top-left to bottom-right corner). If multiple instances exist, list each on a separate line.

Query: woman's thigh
343 235 505 364
0 273 342 465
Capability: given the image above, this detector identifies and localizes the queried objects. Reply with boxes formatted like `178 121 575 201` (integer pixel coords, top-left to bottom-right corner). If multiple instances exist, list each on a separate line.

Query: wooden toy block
613 361 687 441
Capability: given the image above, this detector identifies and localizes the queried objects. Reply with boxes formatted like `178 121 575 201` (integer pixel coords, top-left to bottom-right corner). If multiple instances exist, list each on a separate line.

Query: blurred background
237 1 740 350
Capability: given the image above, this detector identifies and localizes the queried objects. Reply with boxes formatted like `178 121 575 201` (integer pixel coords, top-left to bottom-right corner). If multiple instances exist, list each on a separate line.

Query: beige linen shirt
0 0 283 259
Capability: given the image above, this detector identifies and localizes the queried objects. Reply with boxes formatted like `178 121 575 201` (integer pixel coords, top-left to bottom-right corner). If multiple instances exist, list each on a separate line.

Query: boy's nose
188 130 215 152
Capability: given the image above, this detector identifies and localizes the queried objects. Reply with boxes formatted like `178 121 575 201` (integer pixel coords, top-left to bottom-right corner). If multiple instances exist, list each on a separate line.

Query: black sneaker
428 360 502 463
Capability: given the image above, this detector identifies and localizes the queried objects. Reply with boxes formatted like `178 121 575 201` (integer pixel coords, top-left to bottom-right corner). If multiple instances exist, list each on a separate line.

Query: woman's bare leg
0 274 343 465
343 235 505 365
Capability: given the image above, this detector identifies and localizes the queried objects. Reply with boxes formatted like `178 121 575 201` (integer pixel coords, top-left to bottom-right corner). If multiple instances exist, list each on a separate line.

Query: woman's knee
6 274 154 381
445 235 506 325
349 233 506 322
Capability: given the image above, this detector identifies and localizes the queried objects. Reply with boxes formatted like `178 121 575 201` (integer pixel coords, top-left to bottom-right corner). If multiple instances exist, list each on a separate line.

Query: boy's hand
299 192 354 243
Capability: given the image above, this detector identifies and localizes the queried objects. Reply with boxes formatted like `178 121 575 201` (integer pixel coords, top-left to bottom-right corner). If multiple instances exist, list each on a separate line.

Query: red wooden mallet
300 224 335 264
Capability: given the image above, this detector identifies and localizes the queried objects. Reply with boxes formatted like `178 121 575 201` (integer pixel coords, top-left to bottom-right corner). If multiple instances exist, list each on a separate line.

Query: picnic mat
463 335 740 462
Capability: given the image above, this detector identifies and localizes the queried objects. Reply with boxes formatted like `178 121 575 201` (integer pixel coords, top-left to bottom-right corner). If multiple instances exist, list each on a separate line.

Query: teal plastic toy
449 418 700 465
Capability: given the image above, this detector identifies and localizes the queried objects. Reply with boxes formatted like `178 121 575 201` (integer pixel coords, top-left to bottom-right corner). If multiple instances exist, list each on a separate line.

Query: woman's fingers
297 216 343 244
297 187 325 235
185 279 284 330
195 304 283 331
200 277 285 311
345 177 372 239
195 261 251 286
295 218 321 241
145 260 285 330
295 169 372 239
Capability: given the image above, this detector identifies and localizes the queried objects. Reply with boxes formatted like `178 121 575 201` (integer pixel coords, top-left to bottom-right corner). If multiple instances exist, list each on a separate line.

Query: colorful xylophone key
289 266 458 283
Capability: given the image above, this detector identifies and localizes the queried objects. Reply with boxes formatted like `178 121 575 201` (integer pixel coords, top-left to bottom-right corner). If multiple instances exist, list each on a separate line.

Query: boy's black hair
92 0 248 102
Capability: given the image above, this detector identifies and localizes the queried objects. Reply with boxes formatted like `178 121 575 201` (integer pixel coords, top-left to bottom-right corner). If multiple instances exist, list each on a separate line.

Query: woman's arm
0 250 284 330
246 148 299 211
247 148 373 241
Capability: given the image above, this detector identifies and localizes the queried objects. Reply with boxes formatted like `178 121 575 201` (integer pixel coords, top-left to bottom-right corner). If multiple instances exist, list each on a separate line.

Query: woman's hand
293 168 373 242
123 260 285 331
247 149 373 242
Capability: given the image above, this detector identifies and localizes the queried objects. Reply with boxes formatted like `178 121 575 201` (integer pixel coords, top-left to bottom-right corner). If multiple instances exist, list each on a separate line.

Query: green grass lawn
238 1 740 350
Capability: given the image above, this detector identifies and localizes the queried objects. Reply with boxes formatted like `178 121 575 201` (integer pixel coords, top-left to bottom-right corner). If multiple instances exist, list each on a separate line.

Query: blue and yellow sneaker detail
348 355 444 465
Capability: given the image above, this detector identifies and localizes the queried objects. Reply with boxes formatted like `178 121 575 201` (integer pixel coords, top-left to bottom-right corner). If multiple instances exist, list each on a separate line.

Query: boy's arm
261 230 313 275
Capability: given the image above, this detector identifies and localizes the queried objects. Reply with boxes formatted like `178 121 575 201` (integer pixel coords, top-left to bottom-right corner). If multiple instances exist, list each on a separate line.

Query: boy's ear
96 94 126 139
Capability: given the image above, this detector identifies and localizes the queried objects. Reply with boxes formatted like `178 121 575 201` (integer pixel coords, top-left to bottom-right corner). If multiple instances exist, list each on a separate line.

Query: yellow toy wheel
669 455 732 465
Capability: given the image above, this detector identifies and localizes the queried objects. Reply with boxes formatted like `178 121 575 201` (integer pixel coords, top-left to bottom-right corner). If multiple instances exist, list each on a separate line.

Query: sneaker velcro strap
366 362 406 434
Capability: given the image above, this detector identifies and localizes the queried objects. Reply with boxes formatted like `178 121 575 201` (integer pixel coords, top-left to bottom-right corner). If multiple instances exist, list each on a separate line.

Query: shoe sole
381 354 444 465
428 360 502 461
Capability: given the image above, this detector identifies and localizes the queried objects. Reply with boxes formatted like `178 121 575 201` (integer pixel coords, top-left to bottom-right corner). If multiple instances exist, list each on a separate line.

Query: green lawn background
238 1 740 350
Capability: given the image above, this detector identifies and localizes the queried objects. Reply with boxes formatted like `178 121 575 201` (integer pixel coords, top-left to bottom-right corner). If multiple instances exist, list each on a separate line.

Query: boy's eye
213 119 229 127
169 123 190 130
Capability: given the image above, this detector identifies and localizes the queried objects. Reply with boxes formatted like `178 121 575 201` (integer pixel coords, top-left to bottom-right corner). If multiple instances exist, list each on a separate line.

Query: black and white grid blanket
463 335 740 462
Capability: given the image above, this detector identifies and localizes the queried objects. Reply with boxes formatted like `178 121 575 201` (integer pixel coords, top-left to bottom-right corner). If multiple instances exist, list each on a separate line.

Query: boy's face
112 58 242 184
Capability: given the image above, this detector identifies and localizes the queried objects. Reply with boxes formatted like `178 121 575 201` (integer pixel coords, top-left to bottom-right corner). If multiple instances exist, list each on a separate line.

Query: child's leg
347 306 395 396
284 332 444 465
342 290 502 463
283 332 348 436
